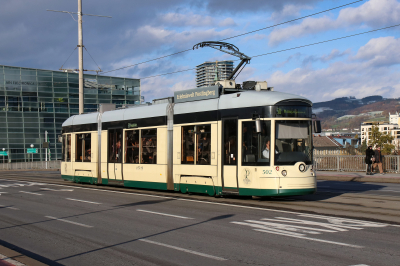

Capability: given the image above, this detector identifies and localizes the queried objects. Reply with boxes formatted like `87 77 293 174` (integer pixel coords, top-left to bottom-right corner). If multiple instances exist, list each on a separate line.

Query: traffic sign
0 151 8 156
27 148 38 154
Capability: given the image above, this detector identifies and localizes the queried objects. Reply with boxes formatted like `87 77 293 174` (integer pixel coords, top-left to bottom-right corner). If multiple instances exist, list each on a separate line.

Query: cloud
268 0 400 46
352 36 400 67
337 0 400 27
268 16 336 46
273 52 303 68
203 0 320 14
270 4 312 22
264 40 400 102
141 73 196 101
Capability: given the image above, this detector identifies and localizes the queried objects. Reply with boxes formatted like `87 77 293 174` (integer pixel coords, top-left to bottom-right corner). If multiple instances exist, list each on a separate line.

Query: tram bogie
61 81 319 197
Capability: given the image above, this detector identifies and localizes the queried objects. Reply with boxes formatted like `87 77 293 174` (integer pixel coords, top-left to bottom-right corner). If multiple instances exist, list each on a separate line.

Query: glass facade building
0 65 140 162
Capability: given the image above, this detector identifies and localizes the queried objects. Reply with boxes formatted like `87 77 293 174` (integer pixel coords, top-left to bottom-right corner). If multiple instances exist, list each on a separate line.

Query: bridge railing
314 155 400 173
0 160 61 170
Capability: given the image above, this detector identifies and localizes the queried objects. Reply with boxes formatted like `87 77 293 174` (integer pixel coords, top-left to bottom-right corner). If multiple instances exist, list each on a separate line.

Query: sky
1 0 400 103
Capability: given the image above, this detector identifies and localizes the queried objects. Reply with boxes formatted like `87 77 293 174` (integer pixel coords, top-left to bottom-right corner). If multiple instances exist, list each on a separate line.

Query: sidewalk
317 170 400 183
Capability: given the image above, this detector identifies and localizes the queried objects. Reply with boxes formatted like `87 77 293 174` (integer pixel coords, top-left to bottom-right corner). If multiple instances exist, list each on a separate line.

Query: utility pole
78 0 84 114
47 1 111 114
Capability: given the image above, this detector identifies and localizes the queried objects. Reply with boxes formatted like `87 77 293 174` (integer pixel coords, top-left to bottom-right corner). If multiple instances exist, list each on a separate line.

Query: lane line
254 229 363 248
45 216 93 228
137 209 193 219
139 239 227 261
41 188 74 192
0 204 19 210
3 179 399 228
19 191 42 196
66 198 102 205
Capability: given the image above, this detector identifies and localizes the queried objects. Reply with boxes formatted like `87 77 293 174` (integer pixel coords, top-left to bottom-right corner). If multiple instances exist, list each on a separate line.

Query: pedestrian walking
373 146 384 175
365 145 374 175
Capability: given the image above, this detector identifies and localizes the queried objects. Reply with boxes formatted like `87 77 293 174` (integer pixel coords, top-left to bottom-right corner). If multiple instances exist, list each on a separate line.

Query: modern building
361 121 400 149
196 61 234 87
0 65 140 162
389 112 400 125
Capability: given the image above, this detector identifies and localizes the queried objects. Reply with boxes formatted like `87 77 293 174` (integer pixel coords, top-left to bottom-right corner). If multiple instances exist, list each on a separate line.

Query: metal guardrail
0 160 61 170
1 156 400 173
314 155 400 173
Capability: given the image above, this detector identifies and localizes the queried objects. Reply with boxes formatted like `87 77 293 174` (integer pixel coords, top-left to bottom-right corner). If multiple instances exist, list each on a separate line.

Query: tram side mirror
313 120 321 133
255 119 262 133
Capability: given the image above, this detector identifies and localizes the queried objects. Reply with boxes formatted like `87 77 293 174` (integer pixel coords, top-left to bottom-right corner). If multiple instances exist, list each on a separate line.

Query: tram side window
181 126 195 164
83 134 91 162
125 130 140 164
181 124 211 165
62 135 66 161
196 125 211 165
242 120 271 166
75 133 91 162
67 134 71 162
108 130 122 163
141 129 157 164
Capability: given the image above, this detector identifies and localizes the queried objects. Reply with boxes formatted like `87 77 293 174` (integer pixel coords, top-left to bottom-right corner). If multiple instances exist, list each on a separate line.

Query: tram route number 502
263 170 272 175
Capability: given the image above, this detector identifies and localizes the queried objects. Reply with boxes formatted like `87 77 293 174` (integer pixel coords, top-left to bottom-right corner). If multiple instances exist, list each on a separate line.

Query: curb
0 245 47 266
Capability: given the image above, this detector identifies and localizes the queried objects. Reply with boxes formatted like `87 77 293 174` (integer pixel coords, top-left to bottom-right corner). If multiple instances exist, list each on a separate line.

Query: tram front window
275 120 312 165
242 120 271 166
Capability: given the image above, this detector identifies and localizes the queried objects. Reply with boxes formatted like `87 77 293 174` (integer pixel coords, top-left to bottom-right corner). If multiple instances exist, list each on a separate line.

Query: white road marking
0 192 8 195
349 264 370 266
254 228 363 248
0 204 19 210
137 209 193 219
66 198 101 205
45 216 93 228
3 179 399 228
41 188 74 192
19 191 42 196
139 239 227 261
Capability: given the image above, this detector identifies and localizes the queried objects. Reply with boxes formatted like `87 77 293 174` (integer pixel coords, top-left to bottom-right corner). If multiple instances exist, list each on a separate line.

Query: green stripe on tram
62 175 316 197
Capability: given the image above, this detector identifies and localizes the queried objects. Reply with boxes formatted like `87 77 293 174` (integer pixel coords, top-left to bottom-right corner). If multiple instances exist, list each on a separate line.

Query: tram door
222 118 239 192
107 129 124 182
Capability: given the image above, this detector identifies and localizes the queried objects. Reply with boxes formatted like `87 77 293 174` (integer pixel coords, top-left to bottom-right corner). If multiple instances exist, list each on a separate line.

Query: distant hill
312 96 400 130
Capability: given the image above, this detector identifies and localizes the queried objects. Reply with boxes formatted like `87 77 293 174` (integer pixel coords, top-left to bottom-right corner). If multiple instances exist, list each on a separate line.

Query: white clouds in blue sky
1 0 399 102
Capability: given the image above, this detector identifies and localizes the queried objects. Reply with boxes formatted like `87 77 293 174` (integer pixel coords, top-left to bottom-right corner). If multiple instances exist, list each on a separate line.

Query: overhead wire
100 0 364 74
139 23 400 79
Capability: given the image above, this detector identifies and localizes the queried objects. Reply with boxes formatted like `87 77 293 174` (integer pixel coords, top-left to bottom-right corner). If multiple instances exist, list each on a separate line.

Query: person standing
373 146 384 175
365 146 374 175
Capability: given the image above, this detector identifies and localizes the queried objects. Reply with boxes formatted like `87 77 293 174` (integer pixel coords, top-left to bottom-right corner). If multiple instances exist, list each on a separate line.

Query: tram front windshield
275 120 312 165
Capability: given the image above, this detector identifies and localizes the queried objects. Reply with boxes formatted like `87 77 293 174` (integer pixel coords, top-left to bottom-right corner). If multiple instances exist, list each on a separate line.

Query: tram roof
102 103 169 123
62 112 98 127
174 90 311 114
62 90 312 127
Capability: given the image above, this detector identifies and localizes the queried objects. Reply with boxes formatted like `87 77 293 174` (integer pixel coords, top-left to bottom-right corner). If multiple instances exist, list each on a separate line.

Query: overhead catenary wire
100 0 364 74
84 46 102 72
139 23 400 80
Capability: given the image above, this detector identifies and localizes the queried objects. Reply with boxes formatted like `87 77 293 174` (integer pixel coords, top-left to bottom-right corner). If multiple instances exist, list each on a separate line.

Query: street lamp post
30 144 34 168
2 148 4 170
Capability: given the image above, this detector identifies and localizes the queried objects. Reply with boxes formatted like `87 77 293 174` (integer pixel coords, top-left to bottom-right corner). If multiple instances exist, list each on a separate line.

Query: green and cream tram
61 80 320 197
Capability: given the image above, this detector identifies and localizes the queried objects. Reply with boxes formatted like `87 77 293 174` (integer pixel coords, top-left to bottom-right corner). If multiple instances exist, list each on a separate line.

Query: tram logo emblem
243 168 251 184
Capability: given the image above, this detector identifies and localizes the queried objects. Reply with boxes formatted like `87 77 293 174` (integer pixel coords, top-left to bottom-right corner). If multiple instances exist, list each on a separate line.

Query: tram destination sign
174 86 219 103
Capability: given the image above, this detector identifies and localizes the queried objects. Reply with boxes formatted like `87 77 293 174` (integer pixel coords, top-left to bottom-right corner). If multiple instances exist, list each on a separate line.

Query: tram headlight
299 163 306 172
281 170 287 176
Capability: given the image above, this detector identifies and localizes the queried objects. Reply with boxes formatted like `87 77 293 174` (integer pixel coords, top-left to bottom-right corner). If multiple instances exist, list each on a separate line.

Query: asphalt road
0 174 400 266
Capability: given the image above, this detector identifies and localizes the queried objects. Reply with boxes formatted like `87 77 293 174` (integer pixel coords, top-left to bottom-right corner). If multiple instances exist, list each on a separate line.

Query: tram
61 79 321 197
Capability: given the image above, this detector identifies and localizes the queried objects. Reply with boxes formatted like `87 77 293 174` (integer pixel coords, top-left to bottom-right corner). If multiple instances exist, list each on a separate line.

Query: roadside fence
314 155 400 173
1 156 399 173
1 160 61 171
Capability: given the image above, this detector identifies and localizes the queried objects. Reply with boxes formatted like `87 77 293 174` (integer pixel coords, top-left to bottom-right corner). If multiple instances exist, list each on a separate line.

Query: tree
368 126 395 154
359 139 367 154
